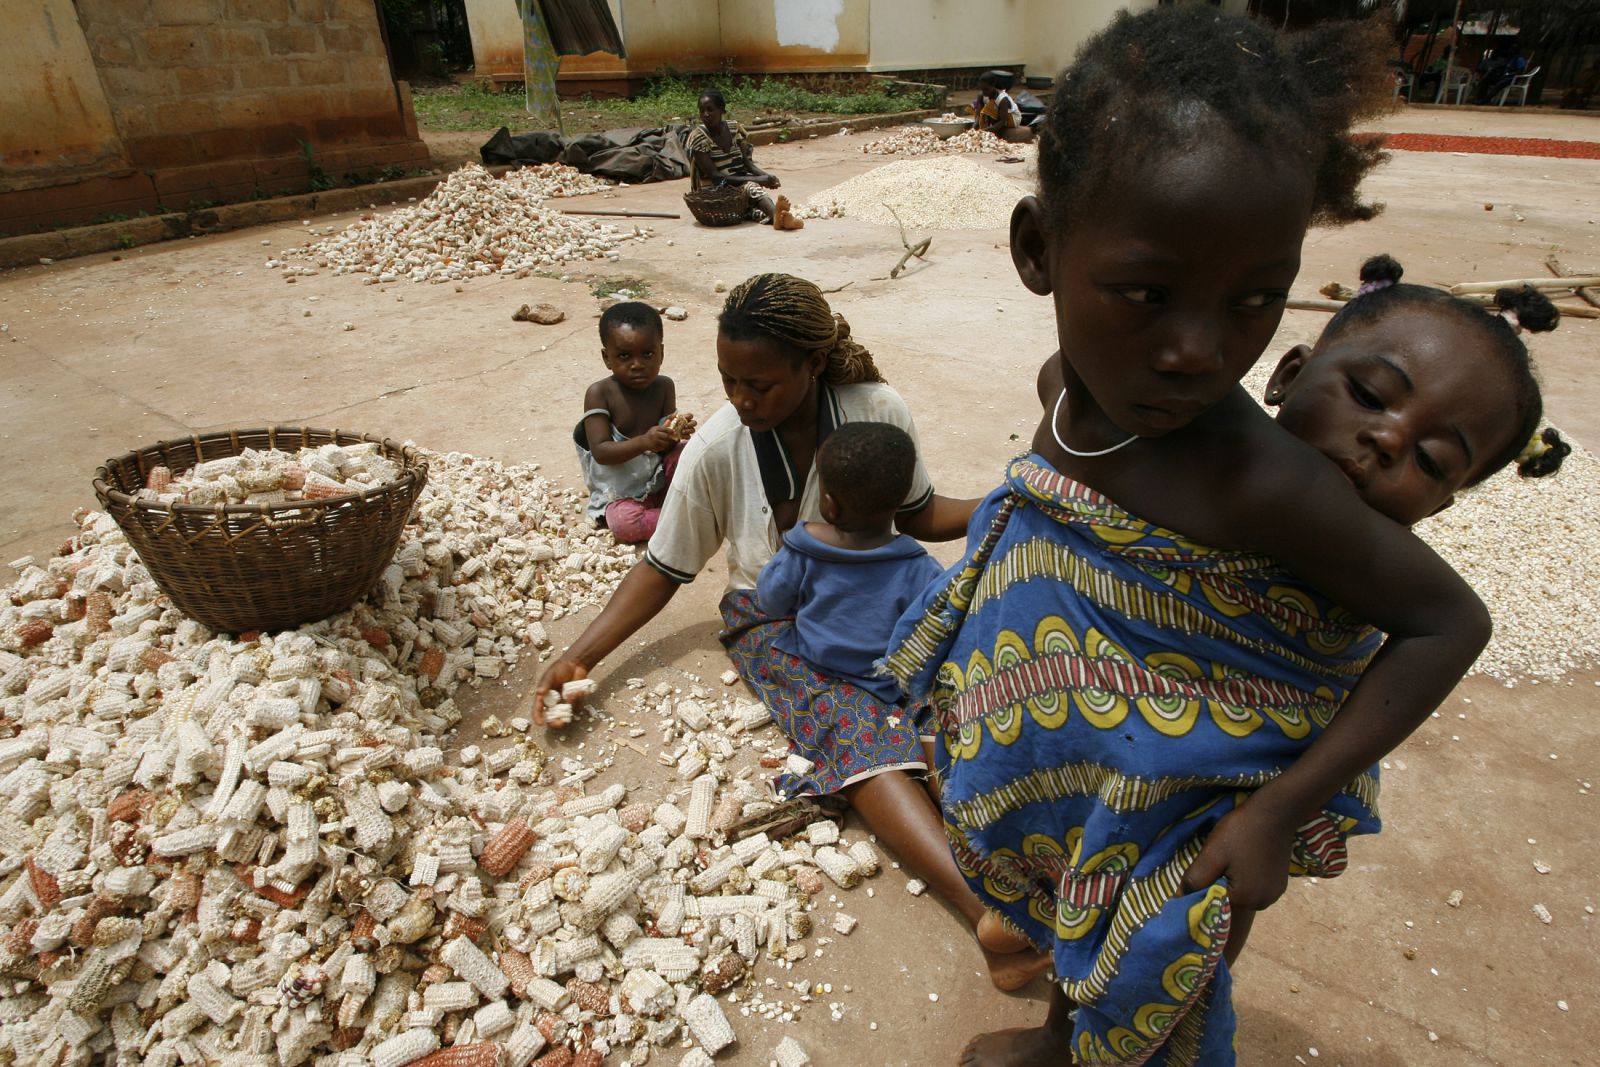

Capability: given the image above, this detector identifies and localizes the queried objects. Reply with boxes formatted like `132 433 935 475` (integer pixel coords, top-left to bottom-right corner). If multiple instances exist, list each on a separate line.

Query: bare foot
983 943 1053 992
959 1025 1072 1067
978 910 1034 954
774 195 805 230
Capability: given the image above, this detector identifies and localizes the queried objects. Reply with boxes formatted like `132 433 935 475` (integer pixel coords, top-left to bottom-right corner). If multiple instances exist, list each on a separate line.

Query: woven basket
93 427 427 634
683 185 750 227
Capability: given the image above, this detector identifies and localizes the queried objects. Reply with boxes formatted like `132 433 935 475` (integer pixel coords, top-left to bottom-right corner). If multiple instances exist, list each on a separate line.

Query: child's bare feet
982 943 1053 992
959 1026 1072 1067
774 195 805 230
978 910 1034 954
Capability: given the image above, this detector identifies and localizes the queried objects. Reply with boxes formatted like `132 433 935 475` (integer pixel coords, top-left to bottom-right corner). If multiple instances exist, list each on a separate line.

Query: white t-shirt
645 382 935 592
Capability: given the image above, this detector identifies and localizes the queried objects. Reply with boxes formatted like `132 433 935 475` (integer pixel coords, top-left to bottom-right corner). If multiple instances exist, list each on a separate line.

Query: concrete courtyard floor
1 105 1597 1066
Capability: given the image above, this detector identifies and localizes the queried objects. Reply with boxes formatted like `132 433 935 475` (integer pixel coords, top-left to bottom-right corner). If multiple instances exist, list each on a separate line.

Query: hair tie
1517 428 1550 466
1498 308 1523 335
1355 277 1394 297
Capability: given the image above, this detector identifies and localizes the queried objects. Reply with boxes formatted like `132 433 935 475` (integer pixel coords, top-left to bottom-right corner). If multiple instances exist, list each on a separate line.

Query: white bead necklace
1051 388 1139 458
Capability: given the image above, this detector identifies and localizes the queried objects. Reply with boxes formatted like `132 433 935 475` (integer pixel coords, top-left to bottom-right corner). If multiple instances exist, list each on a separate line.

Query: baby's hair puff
1038 7 1395 230
1330 253 1567 482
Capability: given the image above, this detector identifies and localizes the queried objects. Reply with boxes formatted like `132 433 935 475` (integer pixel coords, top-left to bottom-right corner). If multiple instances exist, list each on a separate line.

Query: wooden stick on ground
884 205 932 280
558 209 681 219
1545 255 1600 311
1449 275 1600 295
1286 298 1347 313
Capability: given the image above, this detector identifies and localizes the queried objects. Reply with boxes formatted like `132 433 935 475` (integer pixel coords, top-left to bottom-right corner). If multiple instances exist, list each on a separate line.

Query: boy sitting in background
574 302 693 543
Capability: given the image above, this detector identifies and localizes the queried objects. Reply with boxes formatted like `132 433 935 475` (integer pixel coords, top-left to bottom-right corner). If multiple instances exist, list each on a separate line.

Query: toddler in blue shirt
756 422 945 703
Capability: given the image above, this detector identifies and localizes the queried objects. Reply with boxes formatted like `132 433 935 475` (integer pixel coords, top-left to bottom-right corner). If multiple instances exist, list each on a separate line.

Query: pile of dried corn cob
859 125 1010 157
280 164 649 285
139 442 402 508
0 449 884 1065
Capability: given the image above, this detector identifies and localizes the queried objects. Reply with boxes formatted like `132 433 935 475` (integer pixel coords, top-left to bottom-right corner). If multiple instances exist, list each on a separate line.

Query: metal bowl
921 118 974 140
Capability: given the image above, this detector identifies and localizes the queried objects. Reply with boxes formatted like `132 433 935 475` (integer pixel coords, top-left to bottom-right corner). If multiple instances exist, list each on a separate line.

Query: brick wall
2 0 430 235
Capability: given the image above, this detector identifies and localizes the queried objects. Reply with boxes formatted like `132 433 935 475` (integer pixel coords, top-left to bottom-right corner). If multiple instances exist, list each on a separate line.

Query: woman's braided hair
719 274 886 385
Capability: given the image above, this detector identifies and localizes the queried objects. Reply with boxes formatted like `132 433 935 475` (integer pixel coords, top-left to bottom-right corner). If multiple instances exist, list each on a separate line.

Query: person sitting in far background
971 71 1033 142
686 89 803 230
1415 45 1453 100
574 302 694 544
1476 45 1528 103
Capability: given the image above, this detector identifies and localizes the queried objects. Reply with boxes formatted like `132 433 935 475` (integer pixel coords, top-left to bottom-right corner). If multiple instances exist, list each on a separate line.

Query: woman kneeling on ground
687 90 804 229
533 273 1049 990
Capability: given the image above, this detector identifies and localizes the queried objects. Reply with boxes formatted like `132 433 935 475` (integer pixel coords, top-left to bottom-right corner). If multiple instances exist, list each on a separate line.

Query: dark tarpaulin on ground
480 125 693 184
540 0 625 57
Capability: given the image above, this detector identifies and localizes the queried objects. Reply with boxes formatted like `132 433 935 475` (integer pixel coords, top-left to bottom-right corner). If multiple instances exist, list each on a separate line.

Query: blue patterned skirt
719 589 931 797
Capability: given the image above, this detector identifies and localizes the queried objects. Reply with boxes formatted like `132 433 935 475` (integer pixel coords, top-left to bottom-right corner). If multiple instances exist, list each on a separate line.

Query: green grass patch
589 276 651 300
413 75 939 133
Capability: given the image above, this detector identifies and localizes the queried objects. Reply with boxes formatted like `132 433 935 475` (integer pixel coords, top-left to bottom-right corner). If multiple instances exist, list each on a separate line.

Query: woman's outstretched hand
531 658 588 728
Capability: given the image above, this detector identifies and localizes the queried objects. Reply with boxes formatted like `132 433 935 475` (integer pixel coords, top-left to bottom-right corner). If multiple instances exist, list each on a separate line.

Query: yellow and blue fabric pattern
883 454 1383 1067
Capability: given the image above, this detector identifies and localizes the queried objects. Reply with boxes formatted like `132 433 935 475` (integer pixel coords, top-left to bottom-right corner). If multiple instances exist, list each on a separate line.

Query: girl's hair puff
719 274 886 386
1037 8 1394 231
1327 254 1566 482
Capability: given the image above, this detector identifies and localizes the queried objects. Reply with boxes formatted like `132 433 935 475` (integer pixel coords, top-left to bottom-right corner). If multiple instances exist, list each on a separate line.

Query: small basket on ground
93 426 427 634
683 185 750 227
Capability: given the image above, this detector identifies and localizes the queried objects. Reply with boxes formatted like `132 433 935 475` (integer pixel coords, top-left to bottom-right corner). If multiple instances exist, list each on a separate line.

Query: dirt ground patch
0 105 1596 1066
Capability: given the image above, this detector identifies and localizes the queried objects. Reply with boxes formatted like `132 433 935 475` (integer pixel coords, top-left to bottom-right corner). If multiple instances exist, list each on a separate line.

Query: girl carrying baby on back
883 8 1566 1067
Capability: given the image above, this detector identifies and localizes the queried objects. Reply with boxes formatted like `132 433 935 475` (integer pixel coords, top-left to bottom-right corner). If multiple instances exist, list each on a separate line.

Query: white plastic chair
1495 66 1539 106
1436 67 1473 104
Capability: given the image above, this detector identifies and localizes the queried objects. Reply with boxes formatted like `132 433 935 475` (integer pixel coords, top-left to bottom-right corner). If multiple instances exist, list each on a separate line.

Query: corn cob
422 981 478 1012
734 912 759 960
692 895 766 922
571 1051 603 1067
812 846 861 889
524 904 562 937
25 856 62 909
68 895 118 947
473 998 515 1038
600 910 640 949
685 775 717 839
441 935 509 999
565 976 612 1016
678 1051 715 1067
386 890 436 944
674 698 710 731
550 867 587 902
186 971 243 1025
792 866 824 896
410 1043 503 1067
620 937 699 982
688 854 741 895
497 947 534 998
676 749 708 780
573 870 636 932
709 793 743 835
617 967 672 1016
442 911 486 943
831 911 858 935
774 1036 811 1067
404 1007 444 1031
699 950 745 995
616 803 651 833
409 853 441 887
371 1029 440 1067
683 992 736 1054
575 822 626 874
103 785 147 826
437 842 475 873
736 701 771 732
102 866 155 899
522 975 570 1011
531 1049 574 1067
560 783 625 819
846 839 882 877
652 802 687 838
655 894 685 936
504 1022 547 1067
479 819 536 878
521 877 556 911
803 820 839 846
